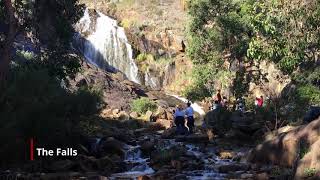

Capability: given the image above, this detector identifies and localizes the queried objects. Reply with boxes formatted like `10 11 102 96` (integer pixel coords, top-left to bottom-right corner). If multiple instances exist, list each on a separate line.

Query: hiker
211 100 220 110
221 96 228 107
216 90 222 104
255 96 264 107
185 102 195 134
174 105 187 135
236 97 245 113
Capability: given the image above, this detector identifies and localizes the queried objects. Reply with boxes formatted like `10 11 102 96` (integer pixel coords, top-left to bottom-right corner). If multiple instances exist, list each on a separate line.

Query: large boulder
248 117 320 169
161 128 176 139
204 108 232 135
156 119 172 129
99 137 127 158
295 139 320 179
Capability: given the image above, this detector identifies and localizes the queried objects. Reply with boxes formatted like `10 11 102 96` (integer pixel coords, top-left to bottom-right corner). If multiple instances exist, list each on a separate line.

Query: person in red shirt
256 96 264 107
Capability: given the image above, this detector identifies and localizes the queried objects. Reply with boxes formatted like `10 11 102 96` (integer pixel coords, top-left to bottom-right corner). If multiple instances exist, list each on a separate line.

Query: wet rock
96 156 114 170
137 175 153 180
170 174 187 180
240 173 254 179
99 137 126 158
218 150 236 159
255 172 269 180
175 134 209 143
140 140 156 154
40 172 81 179
218 163 250 173
49 160 75 171
161 127 176 139
171 160 182 171
77 155 98 171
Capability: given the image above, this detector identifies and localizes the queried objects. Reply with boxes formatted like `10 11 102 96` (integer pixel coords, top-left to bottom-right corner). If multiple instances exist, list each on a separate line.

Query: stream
97 136 237 180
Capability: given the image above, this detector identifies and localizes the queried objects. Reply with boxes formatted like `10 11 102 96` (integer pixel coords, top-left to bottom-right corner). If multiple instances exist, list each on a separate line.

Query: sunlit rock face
73 9 140 84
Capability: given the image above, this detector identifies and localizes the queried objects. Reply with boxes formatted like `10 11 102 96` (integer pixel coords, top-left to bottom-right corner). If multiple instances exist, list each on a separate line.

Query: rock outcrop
248 117 320 179
67 59 146 111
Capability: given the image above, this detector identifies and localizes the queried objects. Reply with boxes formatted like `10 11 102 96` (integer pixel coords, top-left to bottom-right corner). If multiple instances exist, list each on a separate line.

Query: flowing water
73 9 140 84
88 137 232 180
110 145 155 180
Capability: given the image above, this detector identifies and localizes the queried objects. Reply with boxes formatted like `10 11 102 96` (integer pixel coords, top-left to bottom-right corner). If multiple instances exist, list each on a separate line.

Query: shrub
0 68 102 164
304 168 317 178
136 53 154 63
130 97 157 114
296 85 320 106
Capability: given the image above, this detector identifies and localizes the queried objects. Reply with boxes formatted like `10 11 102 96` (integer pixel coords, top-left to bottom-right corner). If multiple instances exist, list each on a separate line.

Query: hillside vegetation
185 0 320 119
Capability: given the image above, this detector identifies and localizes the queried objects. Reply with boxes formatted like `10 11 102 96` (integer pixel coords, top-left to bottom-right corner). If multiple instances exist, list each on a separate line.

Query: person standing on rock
174 104 187 135
255 96 264 108
185 102 195 134
214 89 222 104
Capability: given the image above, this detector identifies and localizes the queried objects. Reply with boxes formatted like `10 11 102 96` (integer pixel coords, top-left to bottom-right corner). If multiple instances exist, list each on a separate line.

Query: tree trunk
0 0 17 85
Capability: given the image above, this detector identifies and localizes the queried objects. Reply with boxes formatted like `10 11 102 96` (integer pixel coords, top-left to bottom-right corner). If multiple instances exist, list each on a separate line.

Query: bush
304 168 317 178
296 85 320 106
130 97 157 114
0 68 102 164
136 53 154 63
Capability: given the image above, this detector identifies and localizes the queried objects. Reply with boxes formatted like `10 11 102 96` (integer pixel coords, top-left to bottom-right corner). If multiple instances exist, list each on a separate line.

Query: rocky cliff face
78 0 291 97
78 0 192 92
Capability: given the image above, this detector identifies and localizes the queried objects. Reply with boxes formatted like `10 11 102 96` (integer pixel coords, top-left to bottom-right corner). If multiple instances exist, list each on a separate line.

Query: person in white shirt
174 104 187 135
185 102 195 134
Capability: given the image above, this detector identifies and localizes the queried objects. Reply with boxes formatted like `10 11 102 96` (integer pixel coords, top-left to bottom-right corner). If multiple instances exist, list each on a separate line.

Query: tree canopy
185 0 320 101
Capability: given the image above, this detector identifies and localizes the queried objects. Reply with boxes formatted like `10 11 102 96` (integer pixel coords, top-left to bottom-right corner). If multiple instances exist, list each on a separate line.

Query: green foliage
16 50 35 61
296 85 320 106
304 168 317 178
183 64 234 101
0 67 102 164
136 53 155 63
131 97 157 114
300 145 310 159
187 0 320 100
34 0 85 46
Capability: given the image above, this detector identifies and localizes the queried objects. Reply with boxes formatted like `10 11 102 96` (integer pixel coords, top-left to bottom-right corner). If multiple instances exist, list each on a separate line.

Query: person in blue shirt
185 102 195 134
174 104 187 135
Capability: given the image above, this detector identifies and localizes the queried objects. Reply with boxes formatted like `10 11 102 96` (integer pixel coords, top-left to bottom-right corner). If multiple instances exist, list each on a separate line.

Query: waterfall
169 94 206 115
73 9 140 84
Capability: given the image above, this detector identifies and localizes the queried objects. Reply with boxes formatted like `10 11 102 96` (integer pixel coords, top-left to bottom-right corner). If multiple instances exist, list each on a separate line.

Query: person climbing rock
185 102 195 134
174 104 187 135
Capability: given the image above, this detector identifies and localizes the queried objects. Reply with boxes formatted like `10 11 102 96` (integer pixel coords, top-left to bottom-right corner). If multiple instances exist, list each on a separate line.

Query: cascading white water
74 9 140 84
110 145 154 180
169 94 206 115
